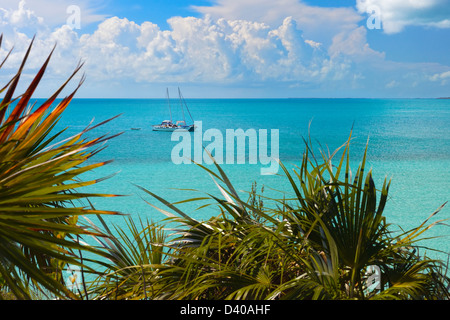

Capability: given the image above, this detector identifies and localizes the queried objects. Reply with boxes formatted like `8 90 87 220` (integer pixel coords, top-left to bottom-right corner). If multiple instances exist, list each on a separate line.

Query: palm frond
0 35 120 299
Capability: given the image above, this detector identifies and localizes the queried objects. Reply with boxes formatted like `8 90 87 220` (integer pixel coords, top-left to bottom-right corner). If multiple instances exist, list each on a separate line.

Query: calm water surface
55 98 450 258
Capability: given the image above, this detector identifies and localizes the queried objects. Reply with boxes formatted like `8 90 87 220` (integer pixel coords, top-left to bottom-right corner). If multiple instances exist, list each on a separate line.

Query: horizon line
25 96 450 100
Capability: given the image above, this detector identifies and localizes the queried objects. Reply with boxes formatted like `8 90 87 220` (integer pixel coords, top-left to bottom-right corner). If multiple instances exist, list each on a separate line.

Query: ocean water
55 98 450 259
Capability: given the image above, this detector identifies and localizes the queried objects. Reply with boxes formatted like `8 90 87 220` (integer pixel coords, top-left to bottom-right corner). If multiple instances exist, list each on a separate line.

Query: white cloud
429 70 450 84
75 15 329 84
0 0 107 30
193 0 362 46
329 26 385 61
1 0 449 98
1 0 44 28
0 2 79 72
386 80 399 88
356 0 450 34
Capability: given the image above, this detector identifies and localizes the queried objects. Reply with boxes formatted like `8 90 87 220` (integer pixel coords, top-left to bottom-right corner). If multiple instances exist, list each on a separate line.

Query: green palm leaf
0 36 120 299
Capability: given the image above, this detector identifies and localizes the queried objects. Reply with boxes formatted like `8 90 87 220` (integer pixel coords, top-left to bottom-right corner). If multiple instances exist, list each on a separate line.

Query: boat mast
178 88 194 124
178 87 186 124
167 88 172 123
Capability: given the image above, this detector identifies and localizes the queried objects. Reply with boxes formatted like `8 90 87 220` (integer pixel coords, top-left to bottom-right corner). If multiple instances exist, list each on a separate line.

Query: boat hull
152 125 195 132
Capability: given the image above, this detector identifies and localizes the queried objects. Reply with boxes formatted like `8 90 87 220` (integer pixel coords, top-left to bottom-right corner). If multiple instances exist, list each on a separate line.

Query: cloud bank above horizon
0 0 449 98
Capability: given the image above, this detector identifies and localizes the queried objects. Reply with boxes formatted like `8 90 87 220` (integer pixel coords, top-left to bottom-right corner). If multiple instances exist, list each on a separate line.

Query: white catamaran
152 88 196 132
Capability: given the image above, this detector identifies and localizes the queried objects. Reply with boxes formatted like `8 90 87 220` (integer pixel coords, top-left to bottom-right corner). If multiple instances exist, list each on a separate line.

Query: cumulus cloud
328 26 385 61
1 0 449 98
356 0 450 34
429 70 450 84
0 3 78 73
76 15 329 84
0 0 107 29
0 2 336 92
0 0 44 28
193 0 363 46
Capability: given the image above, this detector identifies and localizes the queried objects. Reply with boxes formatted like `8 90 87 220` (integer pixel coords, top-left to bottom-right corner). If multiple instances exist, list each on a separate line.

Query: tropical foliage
0 35 119 299
0 35 448 300
91 133 450 300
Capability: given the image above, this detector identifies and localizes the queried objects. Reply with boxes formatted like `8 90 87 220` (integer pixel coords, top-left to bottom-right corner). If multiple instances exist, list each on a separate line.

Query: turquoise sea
56 98 450 259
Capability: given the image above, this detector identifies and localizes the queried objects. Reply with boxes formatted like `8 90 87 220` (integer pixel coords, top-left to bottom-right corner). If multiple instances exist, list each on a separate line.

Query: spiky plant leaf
0 36 120 299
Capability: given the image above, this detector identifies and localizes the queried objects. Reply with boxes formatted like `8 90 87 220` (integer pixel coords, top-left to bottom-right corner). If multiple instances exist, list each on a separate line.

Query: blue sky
0 0 449 98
